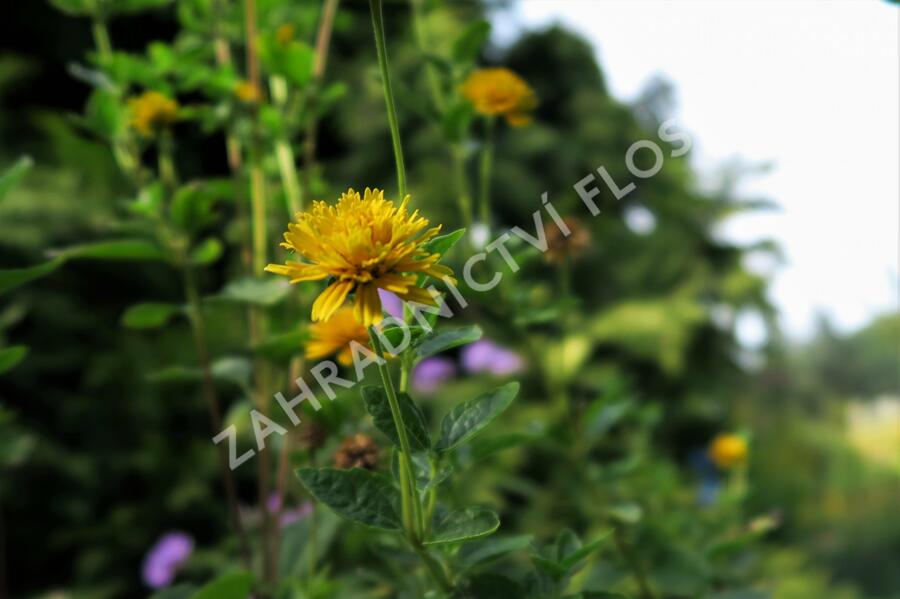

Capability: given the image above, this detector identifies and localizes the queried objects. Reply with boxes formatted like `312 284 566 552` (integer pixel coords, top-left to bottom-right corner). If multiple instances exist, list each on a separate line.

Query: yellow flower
128 91 178 136
234 81 262 104
708 433 748 469
305 306 369 366
266 188 454 327
461 67 536 126
234 80 262 104
276 23 295 45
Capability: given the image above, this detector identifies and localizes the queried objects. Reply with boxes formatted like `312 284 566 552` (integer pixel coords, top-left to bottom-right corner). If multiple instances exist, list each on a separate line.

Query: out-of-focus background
0 1 897 598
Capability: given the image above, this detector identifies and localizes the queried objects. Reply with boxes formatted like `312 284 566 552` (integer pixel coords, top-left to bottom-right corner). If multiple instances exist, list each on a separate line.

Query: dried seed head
544 217 591 263
334 433 380 470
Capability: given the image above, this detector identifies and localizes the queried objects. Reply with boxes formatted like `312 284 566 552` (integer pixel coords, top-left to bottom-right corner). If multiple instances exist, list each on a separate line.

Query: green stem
91 18 112 59
182 263 253 567
452 145 474 229
479 117 495 228
270 75 303 215
369 0 407 198
158 131 178 190
415 545 453 593
613 527 656 599
368 327 424 540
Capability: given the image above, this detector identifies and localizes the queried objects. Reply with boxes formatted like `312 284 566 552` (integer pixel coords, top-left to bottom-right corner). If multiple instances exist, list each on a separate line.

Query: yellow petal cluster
128 91 178 136
266 188 453 327
461 67 536 126
708 433 748 469
234 80 262 104
305 306 370 365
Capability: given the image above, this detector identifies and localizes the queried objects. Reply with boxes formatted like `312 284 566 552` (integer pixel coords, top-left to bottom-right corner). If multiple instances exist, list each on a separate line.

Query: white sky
498 0 899 341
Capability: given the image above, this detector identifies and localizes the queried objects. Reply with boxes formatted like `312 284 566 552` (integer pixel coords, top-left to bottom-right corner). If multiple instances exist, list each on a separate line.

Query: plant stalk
182 263 253 567
369 0 407 198
613 527 657 599
368 327 424 540
479 116 495 228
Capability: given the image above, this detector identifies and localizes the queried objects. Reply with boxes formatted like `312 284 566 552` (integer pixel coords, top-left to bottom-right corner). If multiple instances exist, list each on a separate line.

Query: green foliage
436 382 519 452
362 386 432 452
297 467 402 531
426 506 500 546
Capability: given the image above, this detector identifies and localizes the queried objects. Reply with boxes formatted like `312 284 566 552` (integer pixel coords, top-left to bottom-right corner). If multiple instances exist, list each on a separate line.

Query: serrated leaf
0 345 28 375
413 325 482 361
436 382 518 452
215 277 291 307
296 467 401 530
189 571 252 599
361 386 431 452
0 156 33 202
121 302 181 329
425 506 499 546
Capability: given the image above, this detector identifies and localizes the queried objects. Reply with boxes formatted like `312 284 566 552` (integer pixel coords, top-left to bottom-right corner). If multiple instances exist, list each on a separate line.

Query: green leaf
361 386 431 452
169 179 231 232
51 239 167 262
0 259 63 296
436 382 518 452
278 509 341 579
150 584 197 599
190 237 223 265
85 89 124 138
452 20 491 63
121 303 181 329
189 571 252 599
557 529 612 571
457 534 533 570
0 156 33 202
464 573 524 598
413 325 482 361
252 330 308 362
296 467 401 530
441 101 474 143
607 503 642 525
425 506 500 546
215 277 291 307
0 346 28 375
49 0 93 16
424 228 466 257
109 0 173 15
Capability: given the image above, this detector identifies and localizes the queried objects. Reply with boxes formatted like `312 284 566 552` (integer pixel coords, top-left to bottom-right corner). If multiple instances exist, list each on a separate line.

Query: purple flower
279 501 314 527
461 339 524 376
412 357 457 393
378 289 404 319
142 532 194 589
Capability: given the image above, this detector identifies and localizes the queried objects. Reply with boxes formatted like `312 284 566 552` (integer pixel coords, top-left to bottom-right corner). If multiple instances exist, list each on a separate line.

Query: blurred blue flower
412 356 457 393
688 448 721 506
461 339 524 376
142 531 193 589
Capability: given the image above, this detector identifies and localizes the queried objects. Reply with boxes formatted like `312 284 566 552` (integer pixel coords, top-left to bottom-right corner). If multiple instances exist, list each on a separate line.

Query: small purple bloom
266 492 282 514
461 339 524 376
412 357 457 393
280 501 314 527
142 532 194 589
378 289 404 319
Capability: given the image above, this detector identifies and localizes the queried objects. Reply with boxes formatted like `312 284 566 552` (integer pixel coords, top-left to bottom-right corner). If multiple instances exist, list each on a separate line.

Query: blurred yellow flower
266 188 453 327
128 91 178 136
709 433 748 469
234 80 261 104
461 67 536 126
276 23 295 45
305 306 369 365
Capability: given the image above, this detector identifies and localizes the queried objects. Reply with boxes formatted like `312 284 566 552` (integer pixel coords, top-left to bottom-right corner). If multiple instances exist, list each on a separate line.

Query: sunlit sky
495 0 898 342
